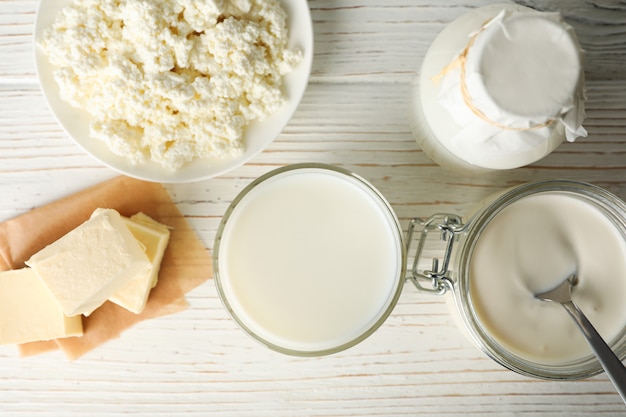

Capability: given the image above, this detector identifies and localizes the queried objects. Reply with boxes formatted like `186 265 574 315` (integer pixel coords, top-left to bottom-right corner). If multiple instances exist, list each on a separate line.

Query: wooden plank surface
1 0 625 416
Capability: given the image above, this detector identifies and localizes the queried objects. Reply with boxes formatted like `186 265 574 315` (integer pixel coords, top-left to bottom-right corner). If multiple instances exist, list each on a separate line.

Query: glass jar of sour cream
214 164 626 380
410 180 626 380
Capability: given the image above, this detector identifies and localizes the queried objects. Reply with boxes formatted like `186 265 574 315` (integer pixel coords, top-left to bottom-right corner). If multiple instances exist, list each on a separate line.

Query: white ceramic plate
34 0 313 183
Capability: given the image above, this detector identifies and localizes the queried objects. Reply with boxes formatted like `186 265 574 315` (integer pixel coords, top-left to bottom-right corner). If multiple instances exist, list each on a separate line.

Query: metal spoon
535 273 626 403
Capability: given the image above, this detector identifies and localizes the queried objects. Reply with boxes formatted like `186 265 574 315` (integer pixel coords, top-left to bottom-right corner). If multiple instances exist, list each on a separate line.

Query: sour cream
469 192 626 364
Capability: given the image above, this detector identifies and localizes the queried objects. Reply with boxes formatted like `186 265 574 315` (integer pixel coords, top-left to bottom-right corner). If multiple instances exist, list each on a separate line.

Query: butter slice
0 268 83 345
26 209 151 317
109 213 170 314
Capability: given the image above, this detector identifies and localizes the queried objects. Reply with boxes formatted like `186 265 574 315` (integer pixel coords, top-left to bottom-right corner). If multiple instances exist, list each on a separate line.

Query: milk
469 193 626 364
216 167 404 354
410 5 586 172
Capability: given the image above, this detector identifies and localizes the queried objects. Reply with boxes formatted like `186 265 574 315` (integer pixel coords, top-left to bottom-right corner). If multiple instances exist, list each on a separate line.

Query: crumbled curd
41 0 302 170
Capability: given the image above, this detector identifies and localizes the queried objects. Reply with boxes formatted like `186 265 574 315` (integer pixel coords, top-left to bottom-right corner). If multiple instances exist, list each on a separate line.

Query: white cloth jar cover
421 7 586 170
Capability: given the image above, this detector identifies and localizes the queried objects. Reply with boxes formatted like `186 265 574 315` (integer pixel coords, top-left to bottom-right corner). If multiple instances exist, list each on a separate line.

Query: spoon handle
563 301 626 403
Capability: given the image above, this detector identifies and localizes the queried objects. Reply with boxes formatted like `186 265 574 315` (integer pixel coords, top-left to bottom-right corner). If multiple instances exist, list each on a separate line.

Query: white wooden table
1 0 626 415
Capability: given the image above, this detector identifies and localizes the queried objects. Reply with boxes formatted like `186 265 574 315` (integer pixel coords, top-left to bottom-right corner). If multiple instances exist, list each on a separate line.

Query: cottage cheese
41 0 302 170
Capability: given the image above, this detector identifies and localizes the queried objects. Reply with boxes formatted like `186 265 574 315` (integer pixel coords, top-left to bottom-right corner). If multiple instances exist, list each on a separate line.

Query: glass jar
213 163 406 356
214 164 626 380
409 4 586 173
410 179 626 379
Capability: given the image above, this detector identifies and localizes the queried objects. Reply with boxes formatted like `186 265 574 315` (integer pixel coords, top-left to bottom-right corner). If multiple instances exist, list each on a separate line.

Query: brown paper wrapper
0 176 212 360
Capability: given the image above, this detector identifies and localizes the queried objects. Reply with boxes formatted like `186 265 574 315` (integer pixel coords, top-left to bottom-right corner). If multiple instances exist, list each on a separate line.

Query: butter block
0 268 83 345
25 208 151 317
109 213 170 314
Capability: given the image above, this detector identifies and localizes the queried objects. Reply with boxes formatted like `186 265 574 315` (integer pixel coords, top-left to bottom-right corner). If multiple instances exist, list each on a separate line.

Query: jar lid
465 12 582 127
213 164 406 356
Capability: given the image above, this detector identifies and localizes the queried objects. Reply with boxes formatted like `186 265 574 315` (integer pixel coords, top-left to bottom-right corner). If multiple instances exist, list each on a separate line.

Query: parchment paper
0 176 212 360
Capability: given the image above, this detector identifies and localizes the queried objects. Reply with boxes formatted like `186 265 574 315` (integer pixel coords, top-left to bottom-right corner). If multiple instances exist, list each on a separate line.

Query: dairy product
26 209 152 317
216 167 404 354
125 212 170 288
110 212 170 314
0 268 83 345
40 0 302 170
410 5 586 171
469 193 626 363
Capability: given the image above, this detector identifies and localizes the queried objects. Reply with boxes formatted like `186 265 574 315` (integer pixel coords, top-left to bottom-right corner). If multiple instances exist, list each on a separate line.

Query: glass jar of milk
409 4 587 173
213 164 406 356
214 164 626 380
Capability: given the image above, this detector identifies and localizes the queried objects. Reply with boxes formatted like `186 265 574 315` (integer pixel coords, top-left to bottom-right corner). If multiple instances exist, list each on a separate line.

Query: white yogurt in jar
214 165 404 355
469 192 626 364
